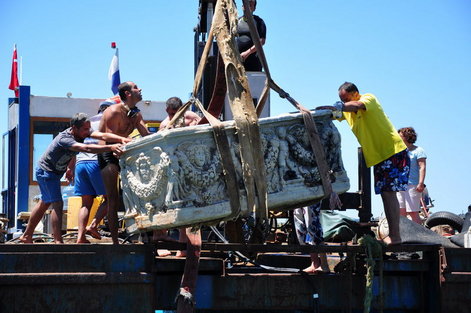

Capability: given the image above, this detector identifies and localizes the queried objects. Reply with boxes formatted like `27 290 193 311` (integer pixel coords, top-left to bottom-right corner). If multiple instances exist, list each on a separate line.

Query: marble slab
120 110 350 233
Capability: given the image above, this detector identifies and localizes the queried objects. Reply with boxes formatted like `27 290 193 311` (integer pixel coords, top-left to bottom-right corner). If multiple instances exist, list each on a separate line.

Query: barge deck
1 243 469 313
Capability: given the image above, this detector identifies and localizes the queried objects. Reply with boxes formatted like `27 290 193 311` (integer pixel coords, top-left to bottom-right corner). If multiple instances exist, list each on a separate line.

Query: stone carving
173 141 226 207
120 111 350 233
276 126 299 184
260 130 282 194
121 147 170 218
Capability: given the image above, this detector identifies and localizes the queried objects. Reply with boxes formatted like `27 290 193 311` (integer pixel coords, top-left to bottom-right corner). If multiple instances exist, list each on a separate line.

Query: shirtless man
98 81 150 244
159 96 201 130
155 96 201 256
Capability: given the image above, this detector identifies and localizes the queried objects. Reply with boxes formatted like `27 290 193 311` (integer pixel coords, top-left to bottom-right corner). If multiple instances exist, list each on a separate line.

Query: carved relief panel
120 111 349 233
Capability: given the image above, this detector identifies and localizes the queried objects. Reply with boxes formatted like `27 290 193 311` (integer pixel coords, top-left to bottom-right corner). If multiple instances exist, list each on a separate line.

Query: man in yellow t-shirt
318 82 409 245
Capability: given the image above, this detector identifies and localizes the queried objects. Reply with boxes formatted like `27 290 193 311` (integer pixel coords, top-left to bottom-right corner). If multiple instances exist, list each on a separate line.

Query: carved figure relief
285 124 321 187
226 122 346 194
120 112 350 233
260 130 282 193
276 126 299 182
121 147 170 217
173 141 226 207
317 119 345 174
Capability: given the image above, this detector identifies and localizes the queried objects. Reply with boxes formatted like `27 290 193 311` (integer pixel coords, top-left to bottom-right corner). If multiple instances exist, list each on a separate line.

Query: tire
425 211 464 232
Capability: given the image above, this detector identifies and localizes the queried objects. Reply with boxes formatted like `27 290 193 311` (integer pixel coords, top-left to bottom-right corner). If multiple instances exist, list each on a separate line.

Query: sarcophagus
120 110 349 234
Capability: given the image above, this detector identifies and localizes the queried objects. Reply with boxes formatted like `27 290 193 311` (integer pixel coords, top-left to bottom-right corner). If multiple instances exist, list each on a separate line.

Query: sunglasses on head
127 107 140 118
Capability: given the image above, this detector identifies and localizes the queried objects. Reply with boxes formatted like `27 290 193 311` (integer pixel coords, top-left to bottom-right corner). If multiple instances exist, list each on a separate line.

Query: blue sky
1 0 470 219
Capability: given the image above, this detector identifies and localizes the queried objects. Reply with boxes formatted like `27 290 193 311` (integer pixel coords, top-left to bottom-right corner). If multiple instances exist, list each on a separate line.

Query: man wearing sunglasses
98 81 150 244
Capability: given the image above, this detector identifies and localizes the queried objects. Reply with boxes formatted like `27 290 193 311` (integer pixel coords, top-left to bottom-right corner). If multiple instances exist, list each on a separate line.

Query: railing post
358 147 372 223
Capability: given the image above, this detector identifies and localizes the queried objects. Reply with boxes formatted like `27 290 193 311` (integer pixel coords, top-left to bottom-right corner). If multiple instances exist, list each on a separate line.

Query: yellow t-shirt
339 93 406 167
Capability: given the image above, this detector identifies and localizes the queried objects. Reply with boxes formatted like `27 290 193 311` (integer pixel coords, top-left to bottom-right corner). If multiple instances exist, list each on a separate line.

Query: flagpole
9 44 19 97
19 56 23 85
109 42 120 95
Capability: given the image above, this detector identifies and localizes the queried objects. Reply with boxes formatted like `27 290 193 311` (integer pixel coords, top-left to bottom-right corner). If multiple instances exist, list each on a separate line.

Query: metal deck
1 243 469 313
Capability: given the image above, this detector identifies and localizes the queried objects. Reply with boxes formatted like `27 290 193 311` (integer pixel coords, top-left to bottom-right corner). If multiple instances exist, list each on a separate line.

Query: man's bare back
159 110 201 130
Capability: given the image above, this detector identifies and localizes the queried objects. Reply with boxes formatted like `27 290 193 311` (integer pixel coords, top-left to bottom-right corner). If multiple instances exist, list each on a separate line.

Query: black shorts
98 151 120 170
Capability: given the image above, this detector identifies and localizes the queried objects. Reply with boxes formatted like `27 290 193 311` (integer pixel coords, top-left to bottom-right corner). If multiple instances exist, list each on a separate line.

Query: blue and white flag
108 48 120 95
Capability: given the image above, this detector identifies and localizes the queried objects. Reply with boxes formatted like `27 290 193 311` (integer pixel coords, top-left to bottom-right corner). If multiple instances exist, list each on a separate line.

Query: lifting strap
166 24 241 221
191 97 241 220
241 0 334 201
198 53 226 125
211 0 268 219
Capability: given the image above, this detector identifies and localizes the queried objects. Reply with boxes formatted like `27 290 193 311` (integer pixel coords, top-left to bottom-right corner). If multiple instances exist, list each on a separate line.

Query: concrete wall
29 95 167 121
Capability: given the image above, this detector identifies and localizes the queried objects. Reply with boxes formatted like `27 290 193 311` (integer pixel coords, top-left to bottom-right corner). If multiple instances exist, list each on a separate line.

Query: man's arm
90 131 131 144
66 156 76 184
184 111 201 126
416 158 426 192
343 101 366 112
317 102 365 112
134 113 151 137
241 38 266 60
158 118 168 131
316 105 337 110
241 17 266 61
69 143 124 157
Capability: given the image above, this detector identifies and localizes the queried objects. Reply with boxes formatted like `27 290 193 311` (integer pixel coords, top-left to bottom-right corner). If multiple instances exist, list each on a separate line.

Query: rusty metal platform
0 243 469 313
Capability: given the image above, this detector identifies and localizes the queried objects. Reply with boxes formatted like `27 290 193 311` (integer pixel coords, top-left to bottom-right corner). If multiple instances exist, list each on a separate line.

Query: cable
209 225 300 273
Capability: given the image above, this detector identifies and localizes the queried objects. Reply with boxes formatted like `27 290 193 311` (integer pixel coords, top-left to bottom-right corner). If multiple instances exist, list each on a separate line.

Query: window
30 118 70 184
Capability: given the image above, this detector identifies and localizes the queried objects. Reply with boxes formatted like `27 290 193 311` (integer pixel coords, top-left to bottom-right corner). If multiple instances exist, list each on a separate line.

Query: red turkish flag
8 44 19 97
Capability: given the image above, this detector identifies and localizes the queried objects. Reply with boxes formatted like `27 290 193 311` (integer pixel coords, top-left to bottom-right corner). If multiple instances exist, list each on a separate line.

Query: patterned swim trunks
373 149 410 194
293 202 324 245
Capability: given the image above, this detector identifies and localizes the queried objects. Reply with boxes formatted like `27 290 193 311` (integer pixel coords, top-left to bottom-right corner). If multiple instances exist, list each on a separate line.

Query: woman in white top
397 127 427 224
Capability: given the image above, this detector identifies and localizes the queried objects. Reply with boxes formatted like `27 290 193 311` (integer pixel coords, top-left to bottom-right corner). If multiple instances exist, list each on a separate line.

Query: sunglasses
127 107 140 118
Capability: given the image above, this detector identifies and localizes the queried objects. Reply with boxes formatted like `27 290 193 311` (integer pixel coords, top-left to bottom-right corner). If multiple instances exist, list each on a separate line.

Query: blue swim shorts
36 167 63 203
74 161 106 196
373 149 410 194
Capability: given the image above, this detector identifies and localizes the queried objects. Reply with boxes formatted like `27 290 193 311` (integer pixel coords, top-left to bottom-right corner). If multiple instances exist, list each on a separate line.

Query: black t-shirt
237 15 266 71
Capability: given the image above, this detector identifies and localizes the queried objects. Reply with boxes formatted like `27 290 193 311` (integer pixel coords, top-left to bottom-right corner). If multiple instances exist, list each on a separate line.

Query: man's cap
98 95 121 113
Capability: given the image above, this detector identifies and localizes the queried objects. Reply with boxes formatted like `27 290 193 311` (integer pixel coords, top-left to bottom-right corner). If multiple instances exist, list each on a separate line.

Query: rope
213 0 268 220
241 0 335 203
161 10 242 221
358 234 385 313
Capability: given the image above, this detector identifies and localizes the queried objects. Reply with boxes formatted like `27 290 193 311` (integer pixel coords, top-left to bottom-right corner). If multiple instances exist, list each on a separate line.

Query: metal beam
16 86 31 228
